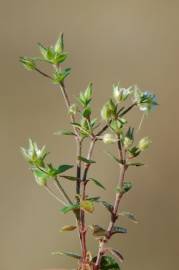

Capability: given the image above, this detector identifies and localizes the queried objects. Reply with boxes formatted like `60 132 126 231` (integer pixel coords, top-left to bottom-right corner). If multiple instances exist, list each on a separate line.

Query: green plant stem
54 177 73 204
94 141 127 270
35 68 53 79
80 138 97 263
44 185 67 206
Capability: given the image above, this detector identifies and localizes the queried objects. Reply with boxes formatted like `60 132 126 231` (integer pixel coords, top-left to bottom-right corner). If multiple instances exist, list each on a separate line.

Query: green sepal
53 68 71 84
19 57 36 71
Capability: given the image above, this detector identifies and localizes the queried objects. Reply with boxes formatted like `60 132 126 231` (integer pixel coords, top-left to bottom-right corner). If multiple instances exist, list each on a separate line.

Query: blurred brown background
0 0 179 270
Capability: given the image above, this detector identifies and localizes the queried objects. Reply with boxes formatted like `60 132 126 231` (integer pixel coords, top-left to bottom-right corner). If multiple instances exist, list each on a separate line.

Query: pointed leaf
100 201 113 213
128 162 144 167
55 164 74 174
89 178 106 190
111 226 127 235
60 225 77 232
105 151 123 164
119 211 138 224
61 175 80 181
52 251 81 260
54 129 76 136
60 204 79 214
109 248 124 263
89 224 107 238
78 156 96 164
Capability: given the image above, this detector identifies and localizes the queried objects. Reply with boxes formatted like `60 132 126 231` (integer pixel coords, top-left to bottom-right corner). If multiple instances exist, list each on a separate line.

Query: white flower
113 84 133 102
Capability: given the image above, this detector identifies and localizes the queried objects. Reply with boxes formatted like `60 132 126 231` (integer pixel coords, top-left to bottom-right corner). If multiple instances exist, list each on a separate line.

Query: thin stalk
95 140 127 270
35 68 53 80
54 177 73 204
80 138 97 263
44 185 66 206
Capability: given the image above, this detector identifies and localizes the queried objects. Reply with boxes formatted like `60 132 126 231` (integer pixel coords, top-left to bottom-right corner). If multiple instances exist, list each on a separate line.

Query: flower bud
138 137 151 151
101 103 112 121
123 137 133 149
101 100 116 121
20 57 36 71
68 104 77 115
103 133 118 144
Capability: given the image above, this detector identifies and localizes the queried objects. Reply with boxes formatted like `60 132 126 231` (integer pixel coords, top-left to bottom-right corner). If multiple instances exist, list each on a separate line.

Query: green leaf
109 248 124 263
128 162 144 167
53 52 68 65
60 204 79 214
87 196 101 202
61 175 79 181
89 224 107 238
100 255 120 270
119 211 138 224
54 129 76 136
55 164 74 174
89 178 106 190
116 182 132 194
105 151 123 164
19 57 36 71
52 251 81 260
54 33 64 53
82 106 92 118
60 225 77 232
100 201 113 213
78 156 96 164
111 226 127 234
53 68 71 84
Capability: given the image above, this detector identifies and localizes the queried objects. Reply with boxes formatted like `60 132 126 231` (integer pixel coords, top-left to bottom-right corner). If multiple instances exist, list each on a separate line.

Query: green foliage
78 156 96 164
111 226 127 234
119 211 138 223
20 33 158 270
99 255 120 270
54 129 76 136
53 68 71 84
61 203 79 214
88 178 106 190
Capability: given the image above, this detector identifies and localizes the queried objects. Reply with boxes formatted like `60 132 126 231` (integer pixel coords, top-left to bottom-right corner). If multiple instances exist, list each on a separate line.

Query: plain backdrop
0 1 179 270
